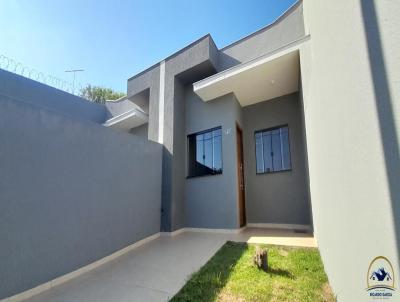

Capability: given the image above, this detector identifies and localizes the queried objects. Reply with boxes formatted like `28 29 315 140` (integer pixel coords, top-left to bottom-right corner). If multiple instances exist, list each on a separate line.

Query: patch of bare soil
320 282 336 302
278 249 289 257
218 291 245 302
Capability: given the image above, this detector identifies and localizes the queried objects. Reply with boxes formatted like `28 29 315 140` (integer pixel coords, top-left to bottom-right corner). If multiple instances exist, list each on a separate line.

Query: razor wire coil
0 54 85 95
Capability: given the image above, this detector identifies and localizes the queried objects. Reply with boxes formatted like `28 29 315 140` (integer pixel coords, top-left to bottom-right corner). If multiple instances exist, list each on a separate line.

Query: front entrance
236 125 246 227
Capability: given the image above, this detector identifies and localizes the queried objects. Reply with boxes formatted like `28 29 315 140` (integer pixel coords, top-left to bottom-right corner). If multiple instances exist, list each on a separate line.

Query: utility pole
65 69 84 94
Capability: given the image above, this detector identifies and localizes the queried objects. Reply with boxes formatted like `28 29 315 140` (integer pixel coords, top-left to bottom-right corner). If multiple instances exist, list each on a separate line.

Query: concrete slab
235 227 317 247
24 228 316 302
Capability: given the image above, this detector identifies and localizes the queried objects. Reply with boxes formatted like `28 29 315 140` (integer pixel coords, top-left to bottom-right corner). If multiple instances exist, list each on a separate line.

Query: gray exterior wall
162 36 218 231
3 1 398 300
125 3 307 232
0 69 107 123
169 79 186 231
300 0 400 299
0 96 162 300
128 35 219 231
185 89 242 229
242 93 311 226
127 65 161 142
130 123 149 138
218 2 305 70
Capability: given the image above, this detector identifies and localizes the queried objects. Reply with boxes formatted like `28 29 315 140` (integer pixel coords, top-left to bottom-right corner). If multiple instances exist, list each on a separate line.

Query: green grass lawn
171 241 335 302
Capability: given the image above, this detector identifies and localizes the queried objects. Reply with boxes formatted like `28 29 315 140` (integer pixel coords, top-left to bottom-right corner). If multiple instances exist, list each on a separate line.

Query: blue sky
0 0 297 92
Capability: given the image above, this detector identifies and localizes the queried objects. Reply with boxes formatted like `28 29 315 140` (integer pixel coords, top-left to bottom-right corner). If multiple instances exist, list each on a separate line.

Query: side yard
171 241 335 302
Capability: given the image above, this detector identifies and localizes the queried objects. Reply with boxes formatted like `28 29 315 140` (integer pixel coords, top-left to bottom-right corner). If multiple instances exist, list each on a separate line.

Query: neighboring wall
185 88 242 229
218 1 305 70
0 69 107 123
242 93 311 226
0 96 162 300
301 0 400 300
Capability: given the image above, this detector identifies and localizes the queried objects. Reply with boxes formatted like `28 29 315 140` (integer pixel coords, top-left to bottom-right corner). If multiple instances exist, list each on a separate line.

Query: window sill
186 172 223 180
256 169 292 175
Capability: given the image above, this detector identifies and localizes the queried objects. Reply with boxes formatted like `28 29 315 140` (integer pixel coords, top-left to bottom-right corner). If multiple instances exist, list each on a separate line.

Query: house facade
0 0 399 301
111 0 400 300
123 1 311 232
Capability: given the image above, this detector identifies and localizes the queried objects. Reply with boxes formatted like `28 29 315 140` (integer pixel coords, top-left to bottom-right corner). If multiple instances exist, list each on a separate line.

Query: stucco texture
300 0 400 300
0 96 162 299
242 93 311 226
185 90 242 229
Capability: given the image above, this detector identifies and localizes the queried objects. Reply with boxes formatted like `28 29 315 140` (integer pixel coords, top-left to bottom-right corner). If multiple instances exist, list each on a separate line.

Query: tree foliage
80 85 125 103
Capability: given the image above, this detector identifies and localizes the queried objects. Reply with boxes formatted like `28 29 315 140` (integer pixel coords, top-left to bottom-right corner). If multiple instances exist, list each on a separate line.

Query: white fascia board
103 109 148 129
193 35 310 95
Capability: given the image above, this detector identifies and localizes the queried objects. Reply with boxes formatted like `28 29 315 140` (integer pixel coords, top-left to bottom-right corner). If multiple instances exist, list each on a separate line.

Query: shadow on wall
218 52 242 70
161 145 172 232
361 0 400 261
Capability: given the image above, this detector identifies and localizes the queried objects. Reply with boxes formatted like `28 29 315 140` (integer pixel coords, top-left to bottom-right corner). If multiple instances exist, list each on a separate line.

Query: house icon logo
367 256 396 299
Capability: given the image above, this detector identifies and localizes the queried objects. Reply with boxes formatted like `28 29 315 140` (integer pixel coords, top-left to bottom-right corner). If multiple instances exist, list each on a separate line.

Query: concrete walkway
25 228 316 302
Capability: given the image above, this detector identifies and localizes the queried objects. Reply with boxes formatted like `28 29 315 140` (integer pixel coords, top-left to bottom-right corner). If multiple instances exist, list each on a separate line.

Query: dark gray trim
128 34 214 81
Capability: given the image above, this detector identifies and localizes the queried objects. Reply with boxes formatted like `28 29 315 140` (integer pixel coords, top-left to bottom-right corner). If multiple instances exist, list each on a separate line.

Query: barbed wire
0 54 85 96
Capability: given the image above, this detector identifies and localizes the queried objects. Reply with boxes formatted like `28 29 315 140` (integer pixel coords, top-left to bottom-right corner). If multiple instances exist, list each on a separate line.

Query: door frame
236 124 246 227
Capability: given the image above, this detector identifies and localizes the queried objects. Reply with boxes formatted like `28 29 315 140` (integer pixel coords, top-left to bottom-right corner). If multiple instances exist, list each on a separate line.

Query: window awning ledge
103 109 148 131
193 36 309 107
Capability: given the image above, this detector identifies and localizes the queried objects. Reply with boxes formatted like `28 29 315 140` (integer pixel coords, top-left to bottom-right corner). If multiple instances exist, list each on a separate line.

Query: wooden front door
236 125 246 227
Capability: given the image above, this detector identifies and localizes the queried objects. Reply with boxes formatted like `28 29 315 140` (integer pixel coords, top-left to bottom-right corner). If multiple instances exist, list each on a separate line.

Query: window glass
196 134 204 165
204 134 213 169
188 127 223 177
255 125 291 174
281 127 291 170
262 132 273 173
213 130 222 173
255 132 264 173
271 128 283 171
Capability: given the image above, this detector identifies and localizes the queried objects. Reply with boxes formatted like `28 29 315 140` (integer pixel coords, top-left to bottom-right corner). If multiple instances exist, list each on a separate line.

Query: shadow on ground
170 241 246 302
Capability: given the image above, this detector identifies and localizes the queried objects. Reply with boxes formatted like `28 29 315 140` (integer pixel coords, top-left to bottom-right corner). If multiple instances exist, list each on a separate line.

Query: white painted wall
300 0 400 300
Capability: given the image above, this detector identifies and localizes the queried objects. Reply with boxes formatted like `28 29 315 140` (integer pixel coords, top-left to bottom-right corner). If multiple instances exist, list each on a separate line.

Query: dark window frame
254 124 292 175
187 126 223 178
